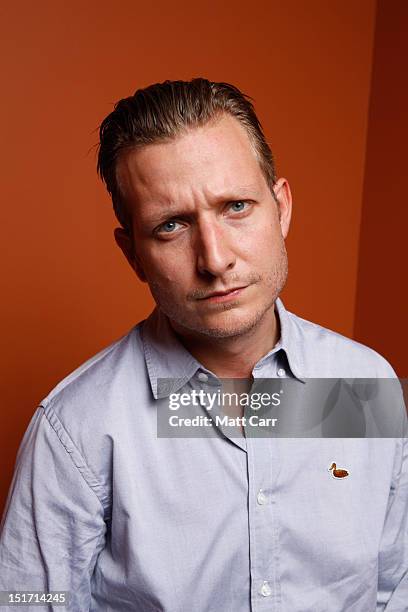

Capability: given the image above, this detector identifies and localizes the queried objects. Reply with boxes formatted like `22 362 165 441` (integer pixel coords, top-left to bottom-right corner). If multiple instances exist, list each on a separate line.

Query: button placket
247 434 279 610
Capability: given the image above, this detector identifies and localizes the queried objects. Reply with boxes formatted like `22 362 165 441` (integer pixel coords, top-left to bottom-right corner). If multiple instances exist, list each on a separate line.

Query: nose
195 219 236 278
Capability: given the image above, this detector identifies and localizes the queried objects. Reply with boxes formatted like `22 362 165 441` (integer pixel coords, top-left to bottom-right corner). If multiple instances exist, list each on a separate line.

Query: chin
190 308 268 339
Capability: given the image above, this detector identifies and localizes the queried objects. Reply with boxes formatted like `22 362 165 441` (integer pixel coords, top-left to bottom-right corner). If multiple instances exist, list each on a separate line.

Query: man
0 79 407 611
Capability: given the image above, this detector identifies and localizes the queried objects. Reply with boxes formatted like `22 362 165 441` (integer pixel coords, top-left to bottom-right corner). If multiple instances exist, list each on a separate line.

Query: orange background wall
354 0 408 374
1 0 406 514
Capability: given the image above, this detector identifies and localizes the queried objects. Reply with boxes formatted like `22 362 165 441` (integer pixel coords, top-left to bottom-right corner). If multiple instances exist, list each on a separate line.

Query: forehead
116 114 268 211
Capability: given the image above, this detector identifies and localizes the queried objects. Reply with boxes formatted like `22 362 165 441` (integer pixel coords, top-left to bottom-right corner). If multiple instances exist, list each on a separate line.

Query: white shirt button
197 372 209 383
260 581 272 597
277 368 286 377
257 489 267 505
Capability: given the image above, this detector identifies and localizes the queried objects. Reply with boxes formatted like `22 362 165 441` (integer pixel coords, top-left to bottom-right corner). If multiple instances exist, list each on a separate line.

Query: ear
114 227 147 282
272 177 292 239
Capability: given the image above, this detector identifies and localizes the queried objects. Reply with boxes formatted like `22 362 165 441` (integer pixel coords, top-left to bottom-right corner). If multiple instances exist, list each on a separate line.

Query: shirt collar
141 308 202 399
141 297 305 399
260 297 305 381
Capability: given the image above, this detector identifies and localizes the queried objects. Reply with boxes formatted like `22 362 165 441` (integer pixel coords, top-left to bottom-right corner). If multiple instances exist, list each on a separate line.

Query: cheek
236 220 281 263
142 245 193 287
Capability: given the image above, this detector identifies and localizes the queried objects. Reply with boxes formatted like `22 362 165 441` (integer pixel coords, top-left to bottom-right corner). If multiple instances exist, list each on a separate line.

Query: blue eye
230 201 247 212
159 220 180 233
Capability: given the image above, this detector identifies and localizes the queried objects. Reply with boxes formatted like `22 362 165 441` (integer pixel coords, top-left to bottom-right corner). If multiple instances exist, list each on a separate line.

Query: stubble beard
148 243 288 340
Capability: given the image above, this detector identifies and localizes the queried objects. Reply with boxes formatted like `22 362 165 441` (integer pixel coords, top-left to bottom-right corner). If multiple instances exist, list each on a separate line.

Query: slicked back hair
97 78 277 235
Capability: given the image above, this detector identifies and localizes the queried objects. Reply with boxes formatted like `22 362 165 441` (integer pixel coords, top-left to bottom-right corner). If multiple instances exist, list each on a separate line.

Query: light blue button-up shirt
1 298 407 611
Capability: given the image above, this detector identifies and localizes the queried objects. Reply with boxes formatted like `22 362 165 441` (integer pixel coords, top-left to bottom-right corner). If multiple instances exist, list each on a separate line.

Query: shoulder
33 321 151 492
39 321 148 425
286 308 397 378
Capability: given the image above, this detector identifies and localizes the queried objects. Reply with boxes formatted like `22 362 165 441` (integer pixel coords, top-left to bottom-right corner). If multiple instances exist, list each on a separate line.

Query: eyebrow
143 186 262 225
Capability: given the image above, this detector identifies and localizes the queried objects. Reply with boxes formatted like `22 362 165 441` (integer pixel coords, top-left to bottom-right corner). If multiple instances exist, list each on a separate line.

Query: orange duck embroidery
329 462 349 479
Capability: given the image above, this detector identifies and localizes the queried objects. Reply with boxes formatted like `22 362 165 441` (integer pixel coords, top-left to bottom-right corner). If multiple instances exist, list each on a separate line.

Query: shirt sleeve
0 405 107 611
377 408 408 610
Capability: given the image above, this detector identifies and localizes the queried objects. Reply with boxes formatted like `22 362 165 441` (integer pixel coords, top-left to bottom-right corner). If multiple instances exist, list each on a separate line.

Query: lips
198 286 248 303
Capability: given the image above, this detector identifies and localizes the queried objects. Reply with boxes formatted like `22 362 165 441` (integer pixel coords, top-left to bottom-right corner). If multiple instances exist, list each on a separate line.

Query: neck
170 304 280 378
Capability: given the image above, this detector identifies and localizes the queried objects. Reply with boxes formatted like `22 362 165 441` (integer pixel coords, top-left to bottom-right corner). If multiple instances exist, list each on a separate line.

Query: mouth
198 286 248 304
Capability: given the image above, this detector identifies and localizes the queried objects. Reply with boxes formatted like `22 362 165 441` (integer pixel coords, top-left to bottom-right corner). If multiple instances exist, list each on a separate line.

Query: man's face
115 113 292 338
